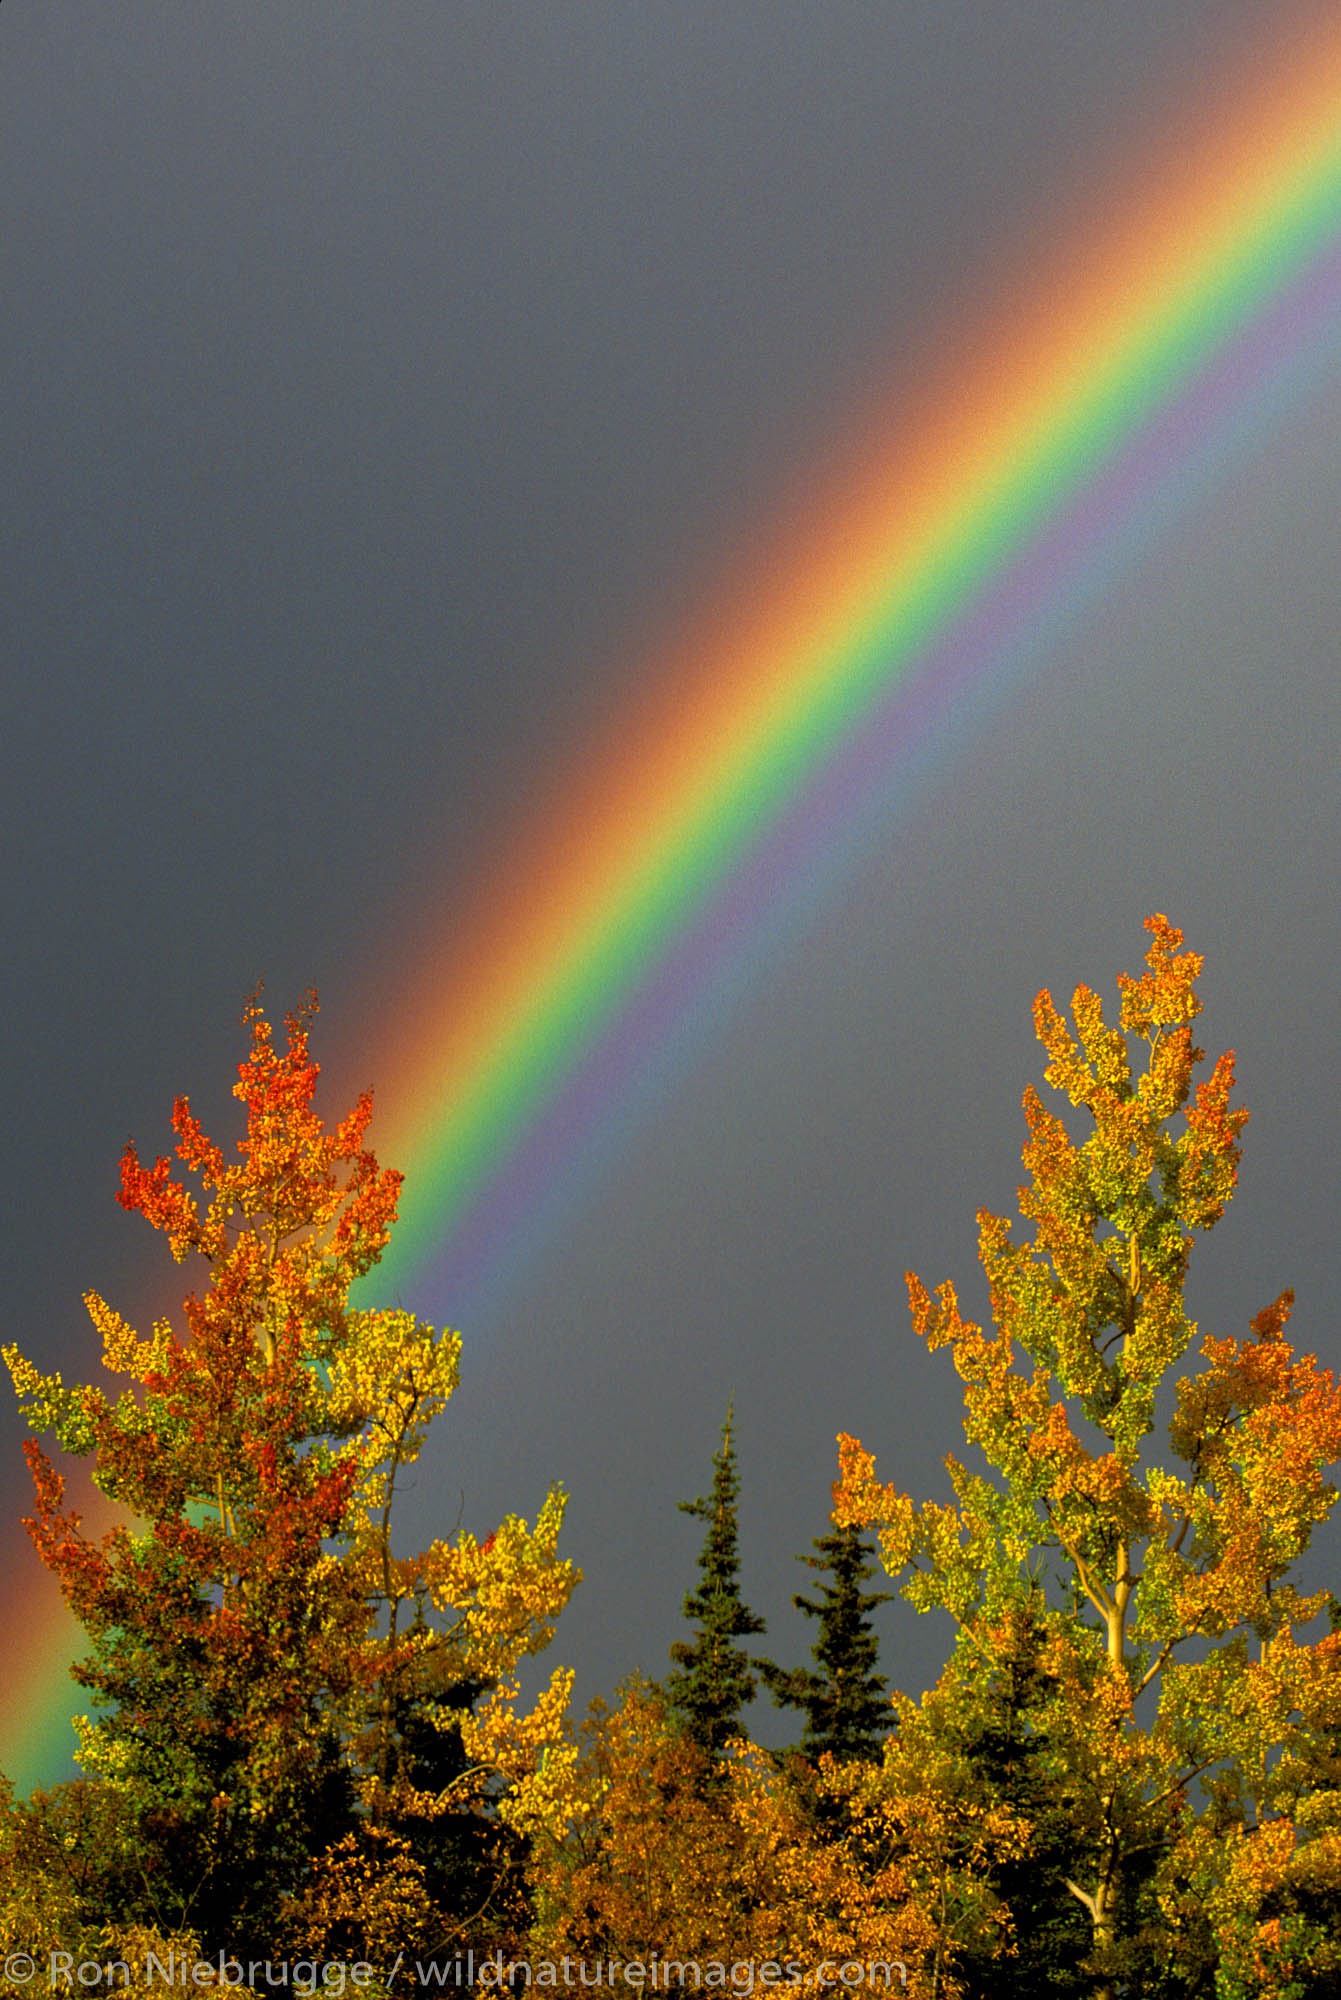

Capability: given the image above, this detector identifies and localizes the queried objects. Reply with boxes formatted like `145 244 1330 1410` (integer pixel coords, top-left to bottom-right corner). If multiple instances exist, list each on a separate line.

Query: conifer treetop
666 1403 766 1758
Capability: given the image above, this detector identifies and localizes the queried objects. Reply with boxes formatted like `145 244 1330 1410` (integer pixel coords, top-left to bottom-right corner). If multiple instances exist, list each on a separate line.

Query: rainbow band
370 29 1341 1316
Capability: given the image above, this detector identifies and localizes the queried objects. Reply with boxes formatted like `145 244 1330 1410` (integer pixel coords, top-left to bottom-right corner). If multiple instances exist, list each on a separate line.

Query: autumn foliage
836 915 1341 1997
4 996 576 1967
5 923 1341 1997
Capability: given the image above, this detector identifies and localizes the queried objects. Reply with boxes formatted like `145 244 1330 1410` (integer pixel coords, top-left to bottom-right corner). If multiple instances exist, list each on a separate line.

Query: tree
5 995 577 1960
904 1601 1093 1998
762 1518 893 1764
525 1678 945 1988
665 1405 766 1758
526 1679 741 1962
835 916 1341 1998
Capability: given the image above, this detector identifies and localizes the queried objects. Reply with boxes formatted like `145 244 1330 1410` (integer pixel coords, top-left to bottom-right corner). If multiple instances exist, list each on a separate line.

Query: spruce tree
762 1519 892 1763
930 1601 1093 1999
665 1405 765 1757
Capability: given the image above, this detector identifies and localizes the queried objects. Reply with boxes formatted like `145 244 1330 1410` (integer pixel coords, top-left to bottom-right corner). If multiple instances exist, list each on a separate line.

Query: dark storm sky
5 1 1340 1772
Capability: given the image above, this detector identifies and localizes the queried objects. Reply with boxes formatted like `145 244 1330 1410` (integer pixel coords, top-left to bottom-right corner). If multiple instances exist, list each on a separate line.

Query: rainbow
366 23 1341 1322
0 1524 89 1797
7 20 1341 1792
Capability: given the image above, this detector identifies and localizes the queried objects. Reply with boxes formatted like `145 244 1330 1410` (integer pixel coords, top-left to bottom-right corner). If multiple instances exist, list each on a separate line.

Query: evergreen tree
923 1601 1094 1999
762 1519 892 1763
666 1406 765 1757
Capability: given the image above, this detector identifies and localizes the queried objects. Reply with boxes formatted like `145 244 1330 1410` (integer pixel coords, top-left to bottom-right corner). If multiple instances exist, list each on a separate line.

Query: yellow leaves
0 1777 81 1961
1021 1084 1091 1226
2 1343 59 1407
329 1310 462 1524
71 1716 136 1788
320 1305 577 1849
1142 1019 1197 1119
279 1827 431 1968
1123 1275 1195 1400
83 1293 172 1384
1033 987 1092 1105
526 1683 942 1982
354 1482 578 1829
832 1433 914 1575
461 1666 579 1841
422 1487 579 1680
467 1663 575 1773
1035 980 1134 1108
1071 980 1133 1095
3 1343 101 1456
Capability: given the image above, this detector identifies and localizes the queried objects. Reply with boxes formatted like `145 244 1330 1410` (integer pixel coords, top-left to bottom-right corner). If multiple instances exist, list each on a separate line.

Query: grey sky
4 1 1338 1775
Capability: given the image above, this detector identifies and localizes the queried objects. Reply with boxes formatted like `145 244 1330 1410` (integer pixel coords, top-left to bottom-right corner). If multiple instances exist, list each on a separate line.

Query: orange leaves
1019 1082 1079 1183
116 1144 199 1262
1178 1049 1249 1227
833 1430 892 1523
525 1681 943 1981
1027 1398 1095 1495
1115 912 1205 1037
1250 1290 1294 1343
833 1433 914 1576
169 1097 226 1184
1170 1304 1341 1585
112 995 405 1359
906 1270 983 1359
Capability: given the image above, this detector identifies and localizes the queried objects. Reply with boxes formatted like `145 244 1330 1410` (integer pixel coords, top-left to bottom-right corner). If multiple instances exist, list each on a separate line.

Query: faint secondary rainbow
366 23 1341 1325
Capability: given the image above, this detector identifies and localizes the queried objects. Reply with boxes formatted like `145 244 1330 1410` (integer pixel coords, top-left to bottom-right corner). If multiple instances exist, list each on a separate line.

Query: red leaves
20 1439 113 1616
170 1097 226 1182
117 1144 200 1260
